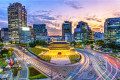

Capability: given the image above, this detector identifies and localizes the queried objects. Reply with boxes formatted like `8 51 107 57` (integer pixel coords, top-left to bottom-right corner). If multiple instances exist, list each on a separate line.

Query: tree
1 49 8 57
8 48 14 52
91 45 94 50
8 51 12 58
106 42 116 49
29 42 36 47
95 40 104 46
72 41 76 47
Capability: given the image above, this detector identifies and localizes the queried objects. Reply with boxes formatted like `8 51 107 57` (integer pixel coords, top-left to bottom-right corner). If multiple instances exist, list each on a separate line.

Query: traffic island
28 41 81 65
28 67 47 79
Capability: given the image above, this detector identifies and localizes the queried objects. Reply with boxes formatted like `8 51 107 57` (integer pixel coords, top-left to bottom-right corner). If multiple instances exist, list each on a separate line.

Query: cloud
113 12 120 17
31 15 56 20
29 9 56 20
64 0 83 9
85 15 102 22
0 20 8 27
47 26 61 36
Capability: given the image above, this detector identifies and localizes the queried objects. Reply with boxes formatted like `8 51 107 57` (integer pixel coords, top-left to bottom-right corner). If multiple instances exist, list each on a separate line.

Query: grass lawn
29 47 51 62
28 67 47 79
39 55 51 63
69 54 80 64
29 47 47 55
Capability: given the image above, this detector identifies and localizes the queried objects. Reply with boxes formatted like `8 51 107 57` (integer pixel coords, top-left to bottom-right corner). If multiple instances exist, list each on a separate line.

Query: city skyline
1 0 120 35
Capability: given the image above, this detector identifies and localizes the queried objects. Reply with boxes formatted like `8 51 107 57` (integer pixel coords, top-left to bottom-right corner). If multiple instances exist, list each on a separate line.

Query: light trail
66 52 90 80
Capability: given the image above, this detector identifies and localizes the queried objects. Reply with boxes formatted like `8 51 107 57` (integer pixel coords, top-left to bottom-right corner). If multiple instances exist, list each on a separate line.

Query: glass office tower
62 21 72 42
74 21 88 43
33 24 48 41
104 18 120 46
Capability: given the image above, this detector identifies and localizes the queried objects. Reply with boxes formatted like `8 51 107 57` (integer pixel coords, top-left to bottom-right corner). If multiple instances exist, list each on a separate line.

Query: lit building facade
1 28 9 42
74 21 88 43
28 26 34 42
33 24 48 41
104 18 120 46
95 32 104 41
62 21 72 42
116 30 120 46
20 27 31 43
88 27 95 42
8 3 27 44
48 36 62 41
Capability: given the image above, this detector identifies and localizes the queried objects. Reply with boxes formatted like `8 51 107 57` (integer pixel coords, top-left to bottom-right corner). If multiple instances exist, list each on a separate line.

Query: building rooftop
50 41 69 44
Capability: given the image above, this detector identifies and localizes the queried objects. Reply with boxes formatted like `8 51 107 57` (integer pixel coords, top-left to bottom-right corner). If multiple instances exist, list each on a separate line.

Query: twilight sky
0 0 120 35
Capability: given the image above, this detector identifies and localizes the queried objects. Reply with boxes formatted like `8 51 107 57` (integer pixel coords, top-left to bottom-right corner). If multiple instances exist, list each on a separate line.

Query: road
67 45 120 80
10 47 65 80
7 45 120 80
79 46 120 80
13 51 28 80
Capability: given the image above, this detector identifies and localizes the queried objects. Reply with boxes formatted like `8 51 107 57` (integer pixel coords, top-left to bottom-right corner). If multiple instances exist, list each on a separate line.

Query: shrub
91 45 94 50
69 54 80 64
13 68 18 76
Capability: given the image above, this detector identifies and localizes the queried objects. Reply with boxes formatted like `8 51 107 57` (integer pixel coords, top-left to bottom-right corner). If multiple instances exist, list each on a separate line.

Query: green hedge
109 54 117 58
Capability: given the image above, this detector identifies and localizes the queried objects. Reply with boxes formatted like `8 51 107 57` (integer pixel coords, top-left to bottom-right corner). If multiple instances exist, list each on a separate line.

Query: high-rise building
74 21 88 43
20 27 31 44
88 27 95 42
62 21 72 42
48 36 62 41
104 17 120 46
33 24 48 41
8 2 27 44
28 26 34 41
1 28 9 42
95 32 104 41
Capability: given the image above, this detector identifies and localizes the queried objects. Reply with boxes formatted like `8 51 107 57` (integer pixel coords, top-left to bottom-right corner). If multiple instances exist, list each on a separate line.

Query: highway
7 45 120 80
66 52 90 80
83 46 120 80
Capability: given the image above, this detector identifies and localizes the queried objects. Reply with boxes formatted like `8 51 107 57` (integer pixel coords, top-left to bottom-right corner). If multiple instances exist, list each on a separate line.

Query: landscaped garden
29 47 51 62
29 47 48 55
28 67 47 79
69 54 80 64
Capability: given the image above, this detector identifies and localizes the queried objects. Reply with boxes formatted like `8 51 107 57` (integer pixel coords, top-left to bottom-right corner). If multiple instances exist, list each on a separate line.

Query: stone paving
50 56 71 65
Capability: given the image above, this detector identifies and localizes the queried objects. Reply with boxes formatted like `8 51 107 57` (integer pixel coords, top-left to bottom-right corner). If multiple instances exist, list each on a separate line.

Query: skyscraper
62 21 72 42
20 27 31 44
74 21 88 43
33 24 48 41
8 2 27 44
88 27 95 43
28 26 34 41
104 17 120 46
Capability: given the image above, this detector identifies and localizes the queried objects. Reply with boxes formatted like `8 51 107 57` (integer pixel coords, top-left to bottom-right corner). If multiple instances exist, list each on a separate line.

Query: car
18 65 21 70
17 61 19 65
